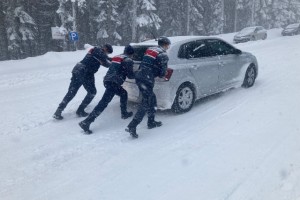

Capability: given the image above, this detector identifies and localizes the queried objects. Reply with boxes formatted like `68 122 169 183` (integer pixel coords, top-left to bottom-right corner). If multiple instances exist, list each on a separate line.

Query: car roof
286 23 300 27
131 36 222 46
242 26 261 29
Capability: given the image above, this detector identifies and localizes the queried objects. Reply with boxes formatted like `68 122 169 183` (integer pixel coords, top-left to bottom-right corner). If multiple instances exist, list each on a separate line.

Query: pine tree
36 0 60 53
253 0 270 28
157 0 186 36
188 0 205 35
201 0 223 35
4 0 38 59
15 3 38 58
136 0 161 42
56 0 73 50
93 0 122 45
5 0 22 59
235 0 253 31
118 0 134 44
272 0 300 28
0 1 9 60
75 0 92 48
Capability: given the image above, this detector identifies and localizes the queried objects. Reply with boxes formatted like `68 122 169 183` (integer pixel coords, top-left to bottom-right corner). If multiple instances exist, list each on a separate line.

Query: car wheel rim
247 68 255 85
178 87 193 109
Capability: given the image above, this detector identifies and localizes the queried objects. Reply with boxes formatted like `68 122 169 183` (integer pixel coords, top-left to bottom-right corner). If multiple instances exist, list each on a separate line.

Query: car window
240 27 256 34
178 40 210 59
206 39 236 56
286 24 300 29
132 45 156 61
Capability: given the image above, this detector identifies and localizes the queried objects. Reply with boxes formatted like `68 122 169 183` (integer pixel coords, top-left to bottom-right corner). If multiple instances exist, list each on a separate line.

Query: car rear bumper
123 80 175 110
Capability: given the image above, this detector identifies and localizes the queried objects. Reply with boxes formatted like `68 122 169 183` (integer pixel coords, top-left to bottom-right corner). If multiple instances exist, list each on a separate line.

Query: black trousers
84 81 128 123
58 64 97 111
130 80 157 127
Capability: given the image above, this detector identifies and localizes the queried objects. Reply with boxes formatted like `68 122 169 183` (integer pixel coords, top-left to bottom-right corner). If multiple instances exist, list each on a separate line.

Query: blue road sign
69 31 79 41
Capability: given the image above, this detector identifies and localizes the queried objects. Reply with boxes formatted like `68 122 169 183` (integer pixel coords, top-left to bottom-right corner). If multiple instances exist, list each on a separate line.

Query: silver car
234 26 267 43
281 23 300 36
123 36 258 113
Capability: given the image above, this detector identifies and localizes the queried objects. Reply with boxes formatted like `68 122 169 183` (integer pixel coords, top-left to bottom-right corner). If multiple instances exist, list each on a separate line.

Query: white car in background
123 36 258 113
234 26 267 43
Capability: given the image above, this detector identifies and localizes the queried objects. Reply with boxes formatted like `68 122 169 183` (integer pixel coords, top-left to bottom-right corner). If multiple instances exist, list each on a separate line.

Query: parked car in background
123 36 258 113
233 26 267 43
281 23 300 36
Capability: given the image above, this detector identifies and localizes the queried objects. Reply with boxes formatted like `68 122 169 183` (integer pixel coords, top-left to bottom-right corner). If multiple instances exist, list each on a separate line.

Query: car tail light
164 68 173 81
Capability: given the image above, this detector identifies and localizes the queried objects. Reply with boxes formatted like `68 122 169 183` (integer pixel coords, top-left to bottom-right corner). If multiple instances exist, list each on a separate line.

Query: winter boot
53 108 63 120
76 106 89 117
147 117 162 129
121 111 133 119
126 119 139 138
125 127 138 138
79 121 93 134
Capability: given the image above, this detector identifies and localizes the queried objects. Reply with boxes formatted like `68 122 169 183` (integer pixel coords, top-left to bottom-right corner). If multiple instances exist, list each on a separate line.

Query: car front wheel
172 83 195 113
242 65 256 88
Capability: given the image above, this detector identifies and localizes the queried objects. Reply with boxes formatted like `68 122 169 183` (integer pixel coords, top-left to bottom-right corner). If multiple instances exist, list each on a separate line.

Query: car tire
251 35 256 41
242 64 256 88
172 83 195 113
262 33 267 40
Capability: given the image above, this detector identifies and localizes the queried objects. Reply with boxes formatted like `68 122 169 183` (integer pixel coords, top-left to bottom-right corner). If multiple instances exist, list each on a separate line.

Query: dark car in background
281 23 300 36
233 26 267 43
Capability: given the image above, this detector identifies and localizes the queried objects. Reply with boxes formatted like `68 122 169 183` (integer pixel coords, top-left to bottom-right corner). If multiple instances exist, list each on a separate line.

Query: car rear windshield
132 45 156 61
286 24 300 29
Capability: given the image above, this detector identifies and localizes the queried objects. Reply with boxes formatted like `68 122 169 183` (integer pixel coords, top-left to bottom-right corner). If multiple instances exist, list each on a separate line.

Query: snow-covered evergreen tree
200 0 223 35
158 0 186 36
188 0 204 35
272 0 300 28
56 0 73 50
35 0 59 53
253 0 270 28
93 0 121 45
4 0 38 59
0 1 9 60
235 0 253 31
118 0 134 44
136 0 161 42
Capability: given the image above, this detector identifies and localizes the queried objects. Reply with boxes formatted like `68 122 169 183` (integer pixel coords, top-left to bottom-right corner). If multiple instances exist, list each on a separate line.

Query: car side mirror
233 49 242 55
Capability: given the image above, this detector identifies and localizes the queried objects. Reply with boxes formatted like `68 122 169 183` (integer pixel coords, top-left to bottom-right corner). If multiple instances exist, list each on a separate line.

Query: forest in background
0 0 300 61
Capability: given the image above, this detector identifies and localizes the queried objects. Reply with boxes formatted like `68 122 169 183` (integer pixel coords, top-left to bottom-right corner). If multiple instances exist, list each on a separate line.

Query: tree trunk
186 0 191 35
0 1 9 60
131 0 137 42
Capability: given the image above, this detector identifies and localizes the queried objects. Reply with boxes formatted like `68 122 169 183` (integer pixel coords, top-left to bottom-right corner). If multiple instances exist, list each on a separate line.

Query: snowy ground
1 29 300 200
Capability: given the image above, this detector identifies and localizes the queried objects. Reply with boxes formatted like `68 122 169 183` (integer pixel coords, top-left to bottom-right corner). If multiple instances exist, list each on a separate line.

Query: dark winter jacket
135 46 169 87
77 47 111 75
104 54 135 86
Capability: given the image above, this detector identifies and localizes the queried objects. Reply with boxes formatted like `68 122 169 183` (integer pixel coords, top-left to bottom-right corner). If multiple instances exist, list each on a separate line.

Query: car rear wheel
172 83 195 113
242 65 256 88
262 33 267 40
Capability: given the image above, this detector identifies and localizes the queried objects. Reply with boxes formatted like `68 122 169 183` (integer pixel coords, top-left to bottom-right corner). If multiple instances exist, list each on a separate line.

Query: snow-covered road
1 29 300 200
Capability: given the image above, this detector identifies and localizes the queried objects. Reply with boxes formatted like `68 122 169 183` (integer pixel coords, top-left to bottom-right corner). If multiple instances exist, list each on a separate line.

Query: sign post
69 31 79 50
